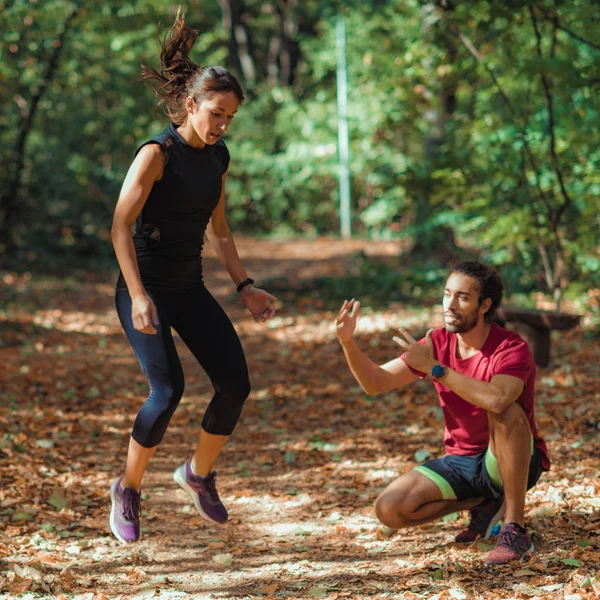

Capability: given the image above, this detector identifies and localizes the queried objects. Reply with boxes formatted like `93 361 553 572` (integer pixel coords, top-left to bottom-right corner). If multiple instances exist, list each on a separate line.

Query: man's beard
444 309 479 334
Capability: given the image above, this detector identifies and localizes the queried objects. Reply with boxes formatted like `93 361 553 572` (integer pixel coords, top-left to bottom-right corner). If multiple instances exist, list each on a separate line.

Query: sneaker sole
523 543 534 561
173 466 225 525
483 498 507 540
485 542 535 567
109 480 140 544
520 542 535 562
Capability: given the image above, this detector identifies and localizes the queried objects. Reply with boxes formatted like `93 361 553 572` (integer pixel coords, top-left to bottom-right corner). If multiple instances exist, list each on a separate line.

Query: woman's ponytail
141 12 245 124
141 12 201 123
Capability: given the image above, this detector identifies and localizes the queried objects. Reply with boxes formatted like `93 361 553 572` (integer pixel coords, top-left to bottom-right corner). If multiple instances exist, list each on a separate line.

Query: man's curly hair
448 261 504 320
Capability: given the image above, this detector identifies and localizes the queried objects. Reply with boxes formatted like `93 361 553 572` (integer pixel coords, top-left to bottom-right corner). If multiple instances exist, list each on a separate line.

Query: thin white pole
336 13 351 239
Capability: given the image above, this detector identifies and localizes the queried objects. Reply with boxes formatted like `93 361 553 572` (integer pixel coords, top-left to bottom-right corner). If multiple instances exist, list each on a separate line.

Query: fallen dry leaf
128 567 148 585
0 239 598 600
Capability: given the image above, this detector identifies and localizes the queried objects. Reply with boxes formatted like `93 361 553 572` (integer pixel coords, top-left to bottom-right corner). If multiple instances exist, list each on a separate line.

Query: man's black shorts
414 444 544 500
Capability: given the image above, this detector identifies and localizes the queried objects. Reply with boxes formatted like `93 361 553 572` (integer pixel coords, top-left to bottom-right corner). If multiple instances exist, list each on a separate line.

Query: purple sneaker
173 461 228 524
109 476 141 543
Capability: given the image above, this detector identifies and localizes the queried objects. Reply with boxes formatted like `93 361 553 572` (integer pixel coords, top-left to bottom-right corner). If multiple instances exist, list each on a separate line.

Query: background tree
1 0 598 307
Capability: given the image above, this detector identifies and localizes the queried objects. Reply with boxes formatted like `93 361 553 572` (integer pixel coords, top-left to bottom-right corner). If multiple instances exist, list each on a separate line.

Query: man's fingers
392 336 409 349
338 298 356 316
425 329 434 344
336 307 349 324
350 300 361 319
337 300 349 319
398 327 417 344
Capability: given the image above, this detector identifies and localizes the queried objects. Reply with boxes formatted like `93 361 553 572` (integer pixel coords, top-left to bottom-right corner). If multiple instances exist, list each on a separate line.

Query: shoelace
495 527 520 548
202 471 219 501
189 470 220 502
121 488 142 521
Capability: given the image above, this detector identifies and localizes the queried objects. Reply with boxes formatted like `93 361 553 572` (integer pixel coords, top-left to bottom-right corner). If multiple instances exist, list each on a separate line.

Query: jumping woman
109 13 276 543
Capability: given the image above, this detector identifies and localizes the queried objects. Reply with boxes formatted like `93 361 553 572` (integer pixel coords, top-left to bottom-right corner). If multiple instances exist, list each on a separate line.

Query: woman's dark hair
141 12 245 124
449 260 504 320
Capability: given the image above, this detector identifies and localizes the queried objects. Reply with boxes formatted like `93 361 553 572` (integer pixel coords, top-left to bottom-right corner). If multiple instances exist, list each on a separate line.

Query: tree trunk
411 0 458 257
276 0 299 86
0 4 81 259
267 34 281 85
218 0 256 86
530 7 571 311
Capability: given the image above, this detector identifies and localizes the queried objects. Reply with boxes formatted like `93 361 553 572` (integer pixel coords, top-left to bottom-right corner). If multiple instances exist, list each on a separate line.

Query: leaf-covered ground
1 238 599 600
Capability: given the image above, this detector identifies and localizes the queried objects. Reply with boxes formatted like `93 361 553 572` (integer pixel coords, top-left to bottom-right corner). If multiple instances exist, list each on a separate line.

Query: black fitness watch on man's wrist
431 364 446 380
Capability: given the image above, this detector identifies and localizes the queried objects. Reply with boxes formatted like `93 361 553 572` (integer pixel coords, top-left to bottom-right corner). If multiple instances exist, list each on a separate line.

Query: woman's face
187 90 239 146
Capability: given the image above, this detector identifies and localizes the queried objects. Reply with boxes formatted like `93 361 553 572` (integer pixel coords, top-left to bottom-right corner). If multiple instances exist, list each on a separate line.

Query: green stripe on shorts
485 437 534 491
414 465 457 500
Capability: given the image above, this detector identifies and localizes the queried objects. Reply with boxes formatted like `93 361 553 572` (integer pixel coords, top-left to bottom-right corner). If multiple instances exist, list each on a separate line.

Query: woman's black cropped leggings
115 284 251 448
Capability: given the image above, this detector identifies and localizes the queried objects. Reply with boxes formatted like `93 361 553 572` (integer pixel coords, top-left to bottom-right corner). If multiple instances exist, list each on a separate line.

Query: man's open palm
336 299 360 342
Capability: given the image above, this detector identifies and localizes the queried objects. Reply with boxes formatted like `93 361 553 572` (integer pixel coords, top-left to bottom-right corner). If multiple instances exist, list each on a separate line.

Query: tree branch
1 4 82 247
537 240 555 290
529 7 572 229
449 23 553 217
535 4 600 52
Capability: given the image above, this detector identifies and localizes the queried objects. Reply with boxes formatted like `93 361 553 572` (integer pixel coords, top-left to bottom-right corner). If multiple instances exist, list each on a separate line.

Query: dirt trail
1 238 599 599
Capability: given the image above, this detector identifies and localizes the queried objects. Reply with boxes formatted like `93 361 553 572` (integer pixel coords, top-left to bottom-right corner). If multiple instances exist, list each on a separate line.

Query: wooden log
492 307 582 368
511 320 551 368
497 307 582 332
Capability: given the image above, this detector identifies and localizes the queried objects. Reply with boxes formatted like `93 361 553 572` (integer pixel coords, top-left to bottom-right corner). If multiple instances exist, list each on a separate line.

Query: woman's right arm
111 144 165 334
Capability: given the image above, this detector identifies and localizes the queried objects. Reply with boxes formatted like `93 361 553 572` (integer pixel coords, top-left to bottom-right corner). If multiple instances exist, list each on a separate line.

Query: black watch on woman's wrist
237 278 254 293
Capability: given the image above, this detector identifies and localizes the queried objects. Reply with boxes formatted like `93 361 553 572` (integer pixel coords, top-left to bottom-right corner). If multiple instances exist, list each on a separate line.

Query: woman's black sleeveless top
116 123 230 294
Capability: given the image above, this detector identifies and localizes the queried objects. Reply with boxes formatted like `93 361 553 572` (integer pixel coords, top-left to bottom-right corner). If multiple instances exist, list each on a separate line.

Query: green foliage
1 0 598 304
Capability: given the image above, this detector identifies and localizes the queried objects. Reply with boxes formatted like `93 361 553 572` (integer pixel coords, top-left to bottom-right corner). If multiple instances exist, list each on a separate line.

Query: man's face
442 272 486 334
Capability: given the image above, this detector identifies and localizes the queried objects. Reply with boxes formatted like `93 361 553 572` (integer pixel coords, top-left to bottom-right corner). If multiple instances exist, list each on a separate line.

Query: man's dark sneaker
109 476 141 543
173 460 228 524
455 496 506 543
485 522 534 565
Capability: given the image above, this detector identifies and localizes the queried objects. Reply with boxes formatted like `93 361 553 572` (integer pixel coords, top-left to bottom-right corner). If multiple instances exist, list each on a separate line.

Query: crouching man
335 261 549 565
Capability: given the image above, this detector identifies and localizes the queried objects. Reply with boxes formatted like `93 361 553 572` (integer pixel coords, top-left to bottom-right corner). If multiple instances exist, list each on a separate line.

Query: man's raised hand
393 328 435 372
336 298 361 343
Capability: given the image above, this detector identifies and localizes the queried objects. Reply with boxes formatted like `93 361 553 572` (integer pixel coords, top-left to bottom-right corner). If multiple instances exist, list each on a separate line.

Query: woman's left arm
206 171 277 322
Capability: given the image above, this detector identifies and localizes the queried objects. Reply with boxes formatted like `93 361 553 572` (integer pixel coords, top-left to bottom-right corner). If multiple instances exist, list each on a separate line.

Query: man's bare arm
394 329 525 414
337 299 418 395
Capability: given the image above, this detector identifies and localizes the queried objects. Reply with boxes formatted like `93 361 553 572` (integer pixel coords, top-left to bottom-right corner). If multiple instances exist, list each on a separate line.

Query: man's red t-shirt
403 323 550 470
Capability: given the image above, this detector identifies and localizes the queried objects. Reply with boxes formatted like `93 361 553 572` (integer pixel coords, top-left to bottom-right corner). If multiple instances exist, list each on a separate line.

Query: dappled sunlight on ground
1 239 599 598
